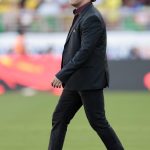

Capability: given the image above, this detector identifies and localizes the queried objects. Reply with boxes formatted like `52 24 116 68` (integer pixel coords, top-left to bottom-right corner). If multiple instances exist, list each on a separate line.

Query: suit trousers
48 89 124 150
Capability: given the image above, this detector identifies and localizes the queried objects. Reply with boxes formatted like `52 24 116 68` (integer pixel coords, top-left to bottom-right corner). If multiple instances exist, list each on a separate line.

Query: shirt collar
73 2 92 15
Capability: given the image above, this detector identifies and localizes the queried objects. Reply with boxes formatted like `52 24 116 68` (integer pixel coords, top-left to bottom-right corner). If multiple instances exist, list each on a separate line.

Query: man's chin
70 3 78 7
69 1 80 8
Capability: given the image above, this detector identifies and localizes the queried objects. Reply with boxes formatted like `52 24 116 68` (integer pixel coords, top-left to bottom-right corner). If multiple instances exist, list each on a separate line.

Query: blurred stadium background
0 0 150 150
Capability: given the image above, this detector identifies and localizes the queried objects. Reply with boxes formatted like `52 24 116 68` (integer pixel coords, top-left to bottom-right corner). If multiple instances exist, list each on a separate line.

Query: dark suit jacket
56 4 109 90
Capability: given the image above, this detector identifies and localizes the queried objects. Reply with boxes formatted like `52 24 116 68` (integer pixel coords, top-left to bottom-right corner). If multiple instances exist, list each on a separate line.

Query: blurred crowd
0 0 149 32
0 0 150 59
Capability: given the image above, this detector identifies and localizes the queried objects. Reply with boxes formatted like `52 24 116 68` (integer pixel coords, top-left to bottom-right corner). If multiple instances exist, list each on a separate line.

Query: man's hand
51 76 62 88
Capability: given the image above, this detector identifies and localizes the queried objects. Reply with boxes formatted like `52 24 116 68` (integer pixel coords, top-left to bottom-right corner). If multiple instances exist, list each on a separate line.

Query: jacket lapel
65 4 92 45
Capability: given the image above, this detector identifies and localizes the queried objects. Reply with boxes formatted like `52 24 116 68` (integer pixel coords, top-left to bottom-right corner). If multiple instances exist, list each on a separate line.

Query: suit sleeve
56 16 103 83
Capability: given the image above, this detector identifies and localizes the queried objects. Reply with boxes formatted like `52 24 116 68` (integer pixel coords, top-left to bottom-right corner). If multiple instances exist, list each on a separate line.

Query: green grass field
0 91 150 150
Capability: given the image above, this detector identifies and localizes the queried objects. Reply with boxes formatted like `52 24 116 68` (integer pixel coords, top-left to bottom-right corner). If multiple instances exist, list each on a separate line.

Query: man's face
69 0 85 7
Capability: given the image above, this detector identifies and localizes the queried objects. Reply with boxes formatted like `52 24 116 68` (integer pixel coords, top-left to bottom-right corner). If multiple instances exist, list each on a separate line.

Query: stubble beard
69 0 84 8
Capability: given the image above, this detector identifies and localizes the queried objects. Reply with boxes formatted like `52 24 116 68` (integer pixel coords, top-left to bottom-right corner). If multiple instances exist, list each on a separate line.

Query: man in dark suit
48 0 124 149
